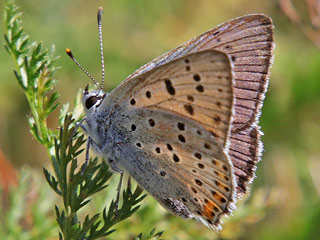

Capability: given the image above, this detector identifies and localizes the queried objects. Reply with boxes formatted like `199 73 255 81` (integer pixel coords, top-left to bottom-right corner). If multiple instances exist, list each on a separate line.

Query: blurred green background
1 0 320 239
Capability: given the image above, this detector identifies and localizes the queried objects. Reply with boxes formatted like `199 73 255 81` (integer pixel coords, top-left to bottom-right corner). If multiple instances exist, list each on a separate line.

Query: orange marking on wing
203 200 218 219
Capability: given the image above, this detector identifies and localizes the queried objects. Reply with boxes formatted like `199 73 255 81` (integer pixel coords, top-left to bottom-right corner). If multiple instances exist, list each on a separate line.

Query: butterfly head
83 85 106 112
66 7 108 114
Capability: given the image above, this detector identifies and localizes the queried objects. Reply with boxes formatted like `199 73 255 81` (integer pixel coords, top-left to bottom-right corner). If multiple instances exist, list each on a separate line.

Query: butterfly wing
108 50 234 147
126 14 274 196
111 108 236 231
104 50 236 230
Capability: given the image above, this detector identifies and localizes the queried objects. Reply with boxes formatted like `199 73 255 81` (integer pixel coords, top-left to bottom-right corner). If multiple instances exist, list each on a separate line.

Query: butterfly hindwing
110 108 236 230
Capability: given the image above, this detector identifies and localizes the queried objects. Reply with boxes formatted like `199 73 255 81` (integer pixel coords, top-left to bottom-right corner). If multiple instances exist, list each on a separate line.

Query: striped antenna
65 48 99 88
97 7 105 90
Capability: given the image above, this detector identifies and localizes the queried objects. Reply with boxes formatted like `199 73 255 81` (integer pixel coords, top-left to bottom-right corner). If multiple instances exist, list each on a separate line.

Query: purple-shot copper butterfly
66 7 274 231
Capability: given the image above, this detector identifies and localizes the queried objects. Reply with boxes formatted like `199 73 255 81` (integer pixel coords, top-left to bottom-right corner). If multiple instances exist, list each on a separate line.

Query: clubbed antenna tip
65 7 107 91
97 7 105 91
65 48 99 88
65 48 73 58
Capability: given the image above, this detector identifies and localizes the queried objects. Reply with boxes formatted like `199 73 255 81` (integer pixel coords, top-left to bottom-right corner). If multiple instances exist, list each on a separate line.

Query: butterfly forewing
110 50 234 147
126 14 274 196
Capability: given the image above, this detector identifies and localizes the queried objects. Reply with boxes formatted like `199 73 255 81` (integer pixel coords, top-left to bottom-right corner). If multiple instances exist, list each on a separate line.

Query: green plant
0 169 58 240
3 0 162 239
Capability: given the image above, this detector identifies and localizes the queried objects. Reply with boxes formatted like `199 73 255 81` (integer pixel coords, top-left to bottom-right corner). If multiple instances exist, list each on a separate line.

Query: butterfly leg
108 159 124 216
80 136 93 174
70 116 91 172
83 136 124 216
71 116 88 138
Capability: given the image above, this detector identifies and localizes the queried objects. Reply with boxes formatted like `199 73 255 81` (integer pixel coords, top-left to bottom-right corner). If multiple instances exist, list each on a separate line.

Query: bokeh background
1 0 320 239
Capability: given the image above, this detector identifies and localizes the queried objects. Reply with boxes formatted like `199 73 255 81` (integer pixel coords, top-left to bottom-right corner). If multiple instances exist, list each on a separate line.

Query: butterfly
66 8 274 231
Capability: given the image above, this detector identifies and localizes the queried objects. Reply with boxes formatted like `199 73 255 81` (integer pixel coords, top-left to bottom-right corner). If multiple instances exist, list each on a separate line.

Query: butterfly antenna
65 48 99 88
97 7 105 91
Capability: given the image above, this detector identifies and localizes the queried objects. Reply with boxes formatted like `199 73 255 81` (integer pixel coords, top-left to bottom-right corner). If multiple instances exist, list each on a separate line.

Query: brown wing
111 108 236 231
104 50 236 230
125 14 274 196
107 50 234 147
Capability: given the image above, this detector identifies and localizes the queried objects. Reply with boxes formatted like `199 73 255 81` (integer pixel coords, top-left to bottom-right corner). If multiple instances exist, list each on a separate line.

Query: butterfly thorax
82 90 115 155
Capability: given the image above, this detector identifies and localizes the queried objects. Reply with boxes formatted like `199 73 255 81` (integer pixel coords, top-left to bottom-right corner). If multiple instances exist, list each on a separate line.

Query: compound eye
85 96 99 109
